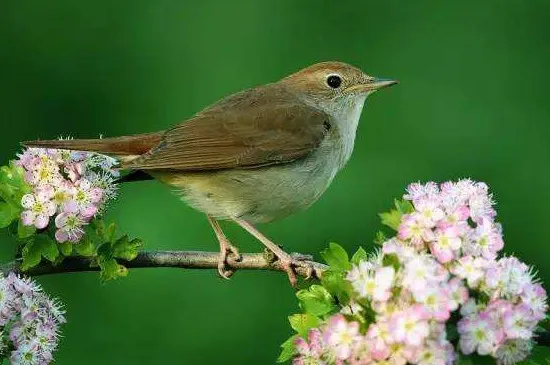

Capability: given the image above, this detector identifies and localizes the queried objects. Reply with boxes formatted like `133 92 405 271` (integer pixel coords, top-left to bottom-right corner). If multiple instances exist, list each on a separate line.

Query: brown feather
126 83 330 171
23 132 164 156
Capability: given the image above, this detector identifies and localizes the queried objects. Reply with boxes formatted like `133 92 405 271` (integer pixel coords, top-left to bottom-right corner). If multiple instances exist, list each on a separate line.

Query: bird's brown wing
125 84 331 171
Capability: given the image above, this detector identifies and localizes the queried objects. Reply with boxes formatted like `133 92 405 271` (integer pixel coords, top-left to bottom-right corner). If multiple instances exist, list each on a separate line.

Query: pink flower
20 190 56 229
397 214 433 247
72 179 103 218
450 256 488 288
401 255 444 297
54 202 87 243
415 340 448 365
464 218 503 259
404 182 439 203
323 315 360 360
414 287 451 322
484 257 532 299
458 312 499 355
366 322 391 361
413 198 445 228
429 226 461 263
503 305 536 340
390 305 430 347
447 278 469 311
520 283 548 321
294 329 326 365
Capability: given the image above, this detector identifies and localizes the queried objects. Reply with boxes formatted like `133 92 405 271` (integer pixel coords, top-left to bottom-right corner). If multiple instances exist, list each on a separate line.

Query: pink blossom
503 305 536 340
458 312 499 355
450 256 488 288
366 322 391 361
520 283 548 321
413 198 445 228
397 213 434 247
429 226 461 263
464 218 503 259
323 315 360 360
294 329 326 365
447 278 469 311
390 305 430 347
414 287 451 322
20 191 56 229
401 255 444 297
415 340 448 365
54 202 86 243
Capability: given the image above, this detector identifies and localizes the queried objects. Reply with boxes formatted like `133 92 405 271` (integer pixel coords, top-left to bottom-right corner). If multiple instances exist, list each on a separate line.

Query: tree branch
0 250 328 279
2 250 549 347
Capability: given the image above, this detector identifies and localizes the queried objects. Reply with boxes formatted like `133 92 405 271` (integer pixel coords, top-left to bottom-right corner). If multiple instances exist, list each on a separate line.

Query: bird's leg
207 216 242 279
232 218 313 287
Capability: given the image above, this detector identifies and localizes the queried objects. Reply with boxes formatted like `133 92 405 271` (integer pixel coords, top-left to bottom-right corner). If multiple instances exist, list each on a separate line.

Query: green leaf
351 247 368 265
17 219 36 239
320 269 352 305
320 242 350 271
75 237 96 257
379 210 402 231
0 202 19 229
58 242 72 256
277 335 298 363
374 231 388 245
21 240 42 270
394 198 414 214
288 313 320 337
35 234 59 262
112 235 142 261
382 253 400 271
296 285 335 316
98 257 128 282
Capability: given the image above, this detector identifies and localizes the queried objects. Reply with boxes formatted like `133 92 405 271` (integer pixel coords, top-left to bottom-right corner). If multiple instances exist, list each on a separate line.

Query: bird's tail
23 132 165 157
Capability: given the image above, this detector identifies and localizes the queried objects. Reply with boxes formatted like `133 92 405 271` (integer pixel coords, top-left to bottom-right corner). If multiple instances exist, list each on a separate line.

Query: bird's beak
345 77 399 94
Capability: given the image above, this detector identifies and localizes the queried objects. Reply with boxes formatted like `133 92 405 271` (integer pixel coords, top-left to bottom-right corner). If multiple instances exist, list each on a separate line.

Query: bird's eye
326 74 342 89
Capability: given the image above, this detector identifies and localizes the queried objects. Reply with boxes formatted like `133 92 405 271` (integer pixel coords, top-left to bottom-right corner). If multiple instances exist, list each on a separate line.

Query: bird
24 61 397 286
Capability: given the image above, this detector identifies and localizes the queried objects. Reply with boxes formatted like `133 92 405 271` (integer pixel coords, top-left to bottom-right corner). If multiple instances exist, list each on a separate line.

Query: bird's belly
154 146 342 223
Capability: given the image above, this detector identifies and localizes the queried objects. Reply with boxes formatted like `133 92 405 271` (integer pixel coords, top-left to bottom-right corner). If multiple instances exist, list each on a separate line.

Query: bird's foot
217 238 242 279
276 251 315 287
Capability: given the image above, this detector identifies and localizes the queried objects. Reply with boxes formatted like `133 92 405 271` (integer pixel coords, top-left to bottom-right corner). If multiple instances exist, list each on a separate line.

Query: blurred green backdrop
1 0 550 364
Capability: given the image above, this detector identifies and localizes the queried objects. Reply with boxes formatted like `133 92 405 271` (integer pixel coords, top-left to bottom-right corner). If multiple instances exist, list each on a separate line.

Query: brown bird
24 61 397 285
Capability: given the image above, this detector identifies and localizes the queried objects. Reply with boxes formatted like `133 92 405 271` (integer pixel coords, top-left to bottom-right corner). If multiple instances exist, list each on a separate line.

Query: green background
1 1 550 364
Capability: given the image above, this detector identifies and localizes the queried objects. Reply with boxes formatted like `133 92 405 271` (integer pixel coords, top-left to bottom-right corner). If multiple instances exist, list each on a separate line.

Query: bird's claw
217 239 242 280
278 255 316 287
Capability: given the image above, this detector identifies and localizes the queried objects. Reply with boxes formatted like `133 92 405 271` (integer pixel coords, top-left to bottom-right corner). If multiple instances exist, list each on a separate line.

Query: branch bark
1 250 328 279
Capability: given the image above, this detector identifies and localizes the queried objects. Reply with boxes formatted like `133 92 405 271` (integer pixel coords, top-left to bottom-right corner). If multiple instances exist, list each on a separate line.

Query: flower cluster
292 180 547 365
16 146 118 243
0 273 65 364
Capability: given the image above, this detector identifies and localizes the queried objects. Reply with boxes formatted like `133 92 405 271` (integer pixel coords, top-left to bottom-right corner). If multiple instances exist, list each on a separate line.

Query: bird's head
281 61 398 116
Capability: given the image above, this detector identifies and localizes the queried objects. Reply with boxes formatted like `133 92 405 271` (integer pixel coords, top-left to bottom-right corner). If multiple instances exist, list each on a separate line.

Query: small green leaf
374 231 388 245
21 241 42 270
75 237 96 257
382 253 400 271
98 257 128 282
320 242 350 271
36 234 59 262
351 247 368 265
379 210 402 231
296 284 335 316
112 235 142 261
288 313 320 337
0 202 19 228
17 219 36 239
277 335 298 363
58 242 72 256
394 198 414 214
320 269 352 305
